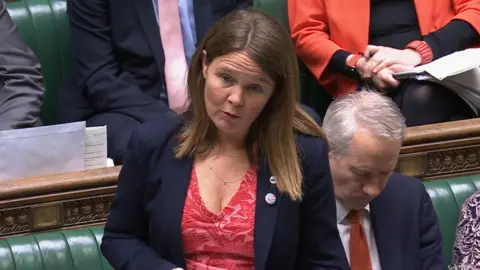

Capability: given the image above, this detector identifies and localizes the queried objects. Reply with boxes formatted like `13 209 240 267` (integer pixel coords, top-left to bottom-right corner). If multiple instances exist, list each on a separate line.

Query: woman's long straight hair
175 9 325 201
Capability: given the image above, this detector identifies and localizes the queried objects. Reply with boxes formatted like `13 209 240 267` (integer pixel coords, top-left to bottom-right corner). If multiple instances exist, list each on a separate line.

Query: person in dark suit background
323 91 444 270
101 9 346 270
0 0 44 130
58 0 251 165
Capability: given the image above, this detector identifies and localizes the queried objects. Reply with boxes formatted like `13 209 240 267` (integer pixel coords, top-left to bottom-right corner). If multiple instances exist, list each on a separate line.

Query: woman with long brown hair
101 9 345 270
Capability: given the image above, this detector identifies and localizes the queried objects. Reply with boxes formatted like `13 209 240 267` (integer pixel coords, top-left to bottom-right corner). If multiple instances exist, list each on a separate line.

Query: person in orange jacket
289 0 480 126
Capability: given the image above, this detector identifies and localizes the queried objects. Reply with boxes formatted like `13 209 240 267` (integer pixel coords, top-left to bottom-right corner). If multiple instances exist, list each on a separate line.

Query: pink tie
157 0 189 113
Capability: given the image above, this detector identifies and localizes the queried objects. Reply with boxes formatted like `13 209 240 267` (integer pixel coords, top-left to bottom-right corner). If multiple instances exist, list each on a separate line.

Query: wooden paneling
398 119 480 179
0 167 120 238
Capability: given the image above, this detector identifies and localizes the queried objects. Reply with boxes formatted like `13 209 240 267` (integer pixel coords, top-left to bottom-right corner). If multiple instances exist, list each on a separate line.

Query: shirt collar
335 199 370 224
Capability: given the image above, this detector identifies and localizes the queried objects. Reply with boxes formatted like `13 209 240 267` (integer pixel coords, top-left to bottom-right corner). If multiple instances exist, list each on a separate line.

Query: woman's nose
227 85 244 106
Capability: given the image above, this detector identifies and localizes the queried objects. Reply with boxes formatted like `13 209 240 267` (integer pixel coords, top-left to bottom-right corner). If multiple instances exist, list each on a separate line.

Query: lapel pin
265 192 276 205
269 176 277 184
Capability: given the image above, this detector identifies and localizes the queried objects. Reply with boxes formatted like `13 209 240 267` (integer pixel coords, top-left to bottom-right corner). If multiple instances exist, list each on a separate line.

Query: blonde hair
175 9 326 201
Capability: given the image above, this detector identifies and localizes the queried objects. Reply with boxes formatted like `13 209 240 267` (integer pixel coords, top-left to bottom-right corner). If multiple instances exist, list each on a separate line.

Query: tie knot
348 209 361 224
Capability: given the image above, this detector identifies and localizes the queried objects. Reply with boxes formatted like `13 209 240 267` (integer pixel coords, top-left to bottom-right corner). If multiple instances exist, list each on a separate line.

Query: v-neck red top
181 167 257 270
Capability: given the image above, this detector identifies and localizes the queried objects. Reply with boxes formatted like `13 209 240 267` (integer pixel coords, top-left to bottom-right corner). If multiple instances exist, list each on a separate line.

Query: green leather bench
424 176 480 268
0 176 478 269
6 0 72 125
0 226 112 270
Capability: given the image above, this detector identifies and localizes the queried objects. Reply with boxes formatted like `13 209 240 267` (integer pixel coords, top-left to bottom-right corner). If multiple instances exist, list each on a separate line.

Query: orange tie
157 0 189 114
349 210 372 270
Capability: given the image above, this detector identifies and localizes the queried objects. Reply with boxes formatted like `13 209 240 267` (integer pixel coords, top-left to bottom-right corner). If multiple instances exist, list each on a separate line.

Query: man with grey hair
323 91 443 270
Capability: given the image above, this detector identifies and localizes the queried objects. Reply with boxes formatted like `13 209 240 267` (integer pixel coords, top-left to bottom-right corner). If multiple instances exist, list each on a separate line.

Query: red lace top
181 167 257 270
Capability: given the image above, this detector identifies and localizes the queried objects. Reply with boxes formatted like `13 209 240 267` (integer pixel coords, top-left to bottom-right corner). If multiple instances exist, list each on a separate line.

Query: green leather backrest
6 0 72 125
0 226 112 270
253 0 289 32
253 0 333 118
423 175 480 268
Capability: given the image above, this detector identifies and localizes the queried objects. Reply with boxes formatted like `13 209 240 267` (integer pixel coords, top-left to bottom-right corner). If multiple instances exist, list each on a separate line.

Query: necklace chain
209 162 246 185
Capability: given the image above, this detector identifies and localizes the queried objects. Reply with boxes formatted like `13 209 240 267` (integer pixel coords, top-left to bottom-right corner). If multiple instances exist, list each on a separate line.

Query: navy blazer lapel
370 195 401 270
133 0 166 75
254 159 282 270
160 138 193 269
193 1 213 43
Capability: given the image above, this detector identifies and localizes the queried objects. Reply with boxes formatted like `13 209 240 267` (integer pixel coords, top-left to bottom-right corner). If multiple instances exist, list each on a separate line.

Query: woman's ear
202 50 208 79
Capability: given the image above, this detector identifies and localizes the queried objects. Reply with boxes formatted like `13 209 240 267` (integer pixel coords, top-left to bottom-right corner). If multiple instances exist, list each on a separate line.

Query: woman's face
202 51 275 140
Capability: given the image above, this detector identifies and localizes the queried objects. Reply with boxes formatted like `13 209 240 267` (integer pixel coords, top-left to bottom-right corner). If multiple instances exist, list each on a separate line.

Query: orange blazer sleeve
288 0 342 86
452 0 480 34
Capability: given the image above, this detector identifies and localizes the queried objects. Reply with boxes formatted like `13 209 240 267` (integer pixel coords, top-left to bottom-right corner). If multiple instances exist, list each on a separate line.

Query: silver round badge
265 192 276 205
269 176 278 184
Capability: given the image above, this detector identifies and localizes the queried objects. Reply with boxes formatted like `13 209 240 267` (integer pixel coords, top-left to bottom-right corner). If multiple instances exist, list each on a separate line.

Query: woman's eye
248 85 263 92
353 170 366 177
220 74 232 83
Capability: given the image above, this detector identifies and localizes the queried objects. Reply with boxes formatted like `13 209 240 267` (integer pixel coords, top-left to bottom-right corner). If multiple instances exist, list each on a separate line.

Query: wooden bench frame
0 167 120 238
399 119 480 180
1 119 480 237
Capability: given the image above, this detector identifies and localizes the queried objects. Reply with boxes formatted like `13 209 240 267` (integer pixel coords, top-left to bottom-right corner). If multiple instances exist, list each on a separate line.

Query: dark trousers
388 80 474 126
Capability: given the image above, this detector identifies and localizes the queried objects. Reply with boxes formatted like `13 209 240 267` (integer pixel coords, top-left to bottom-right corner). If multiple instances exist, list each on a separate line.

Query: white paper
0 122 86 181
440 68 480 115
422 49 480 80
394 48 480 80
106 158 115 167
393 49 480 114
84 126 108 170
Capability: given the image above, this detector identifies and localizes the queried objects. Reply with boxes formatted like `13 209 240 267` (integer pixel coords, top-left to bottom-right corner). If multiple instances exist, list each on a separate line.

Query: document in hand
393 48 480 115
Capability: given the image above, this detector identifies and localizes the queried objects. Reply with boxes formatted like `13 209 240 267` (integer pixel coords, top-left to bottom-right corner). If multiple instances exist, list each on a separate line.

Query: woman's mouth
222 111 240 118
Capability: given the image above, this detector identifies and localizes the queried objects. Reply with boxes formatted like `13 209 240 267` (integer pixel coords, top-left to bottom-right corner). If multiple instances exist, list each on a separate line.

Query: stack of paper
84 125 107 169
394 48 480 115
0 122 108 181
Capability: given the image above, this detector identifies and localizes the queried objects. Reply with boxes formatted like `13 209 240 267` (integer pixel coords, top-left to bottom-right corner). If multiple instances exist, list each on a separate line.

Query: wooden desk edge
404 118 480 145
0 166 121 200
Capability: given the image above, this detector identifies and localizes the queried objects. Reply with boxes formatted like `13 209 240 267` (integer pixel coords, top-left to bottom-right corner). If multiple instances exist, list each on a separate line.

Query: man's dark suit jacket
0 0 44 130
58 0 251 163
100 115 347 270
353 173 444 269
